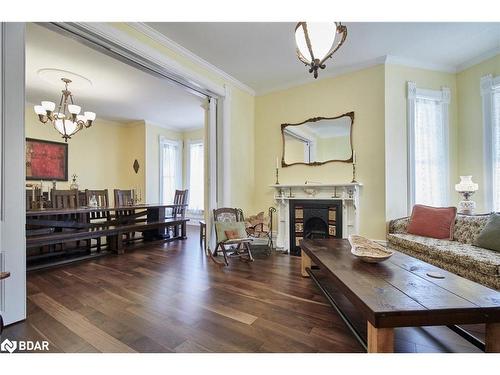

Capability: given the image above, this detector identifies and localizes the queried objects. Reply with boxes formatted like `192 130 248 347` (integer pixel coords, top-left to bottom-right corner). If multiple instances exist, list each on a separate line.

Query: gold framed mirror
281 111 354 167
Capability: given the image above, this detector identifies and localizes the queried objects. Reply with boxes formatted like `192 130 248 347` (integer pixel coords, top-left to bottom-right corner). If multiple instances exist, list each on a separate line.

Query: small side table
0 271 10 335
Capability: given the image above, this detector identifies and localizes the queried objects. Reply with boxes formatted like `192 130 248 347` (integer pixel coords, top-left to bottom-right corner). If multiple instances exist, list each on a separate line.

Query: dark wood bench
27 218 189 254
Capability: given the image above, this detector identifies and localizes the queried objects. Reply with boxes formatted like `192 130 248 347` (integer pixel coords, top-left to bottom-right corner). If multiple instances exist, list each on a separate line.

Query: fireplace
289 199 342 256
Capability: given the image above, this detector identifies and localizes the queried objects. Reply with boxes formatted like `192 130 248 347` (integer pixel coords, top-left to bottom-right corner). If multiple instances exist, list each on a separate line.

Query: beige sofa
388 214 500 290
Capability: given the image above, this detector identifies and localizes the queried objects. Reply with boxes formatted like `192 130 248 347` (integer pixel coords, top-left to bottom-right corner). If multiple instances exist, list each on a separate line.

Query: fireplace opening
289 199 342 256
304 217 328 239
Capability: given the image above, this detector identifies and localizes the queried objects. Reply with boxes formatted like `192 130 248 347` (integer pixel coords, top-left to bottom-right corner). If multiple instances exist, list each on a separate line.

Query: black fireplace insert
289 199 342 256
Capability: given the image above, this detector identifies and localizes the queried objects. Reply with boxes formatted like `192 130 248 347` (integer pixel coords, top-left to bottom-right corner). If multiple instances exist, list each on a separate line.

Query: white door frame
0 23 26 325
1 22 232 325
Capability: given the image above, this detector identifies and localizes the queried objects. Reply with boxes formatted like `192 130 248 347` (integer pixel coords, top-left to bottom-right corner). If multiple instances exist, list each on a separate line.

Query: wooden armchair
212 208 253 266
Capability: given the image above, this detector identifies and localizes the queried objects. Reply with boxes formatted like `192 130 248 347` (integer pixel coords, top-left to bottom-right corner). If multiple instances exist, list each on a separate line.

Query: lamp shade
455 176 478 192
34 105 46 115
84 111 96 121
295 22 337 63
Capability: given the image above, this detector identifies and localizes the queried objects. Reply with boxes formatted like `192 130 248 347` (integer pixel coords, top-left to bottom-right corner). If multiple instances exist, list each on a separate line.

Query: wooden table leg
301 252 312 277
485 323 500 352
367 322 394 353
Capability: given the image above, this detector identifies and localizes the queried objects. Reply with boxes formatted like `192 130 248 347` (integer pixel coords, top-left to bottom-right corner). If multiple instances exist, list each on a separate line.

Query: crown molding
456 47 500 73
128 22 256 96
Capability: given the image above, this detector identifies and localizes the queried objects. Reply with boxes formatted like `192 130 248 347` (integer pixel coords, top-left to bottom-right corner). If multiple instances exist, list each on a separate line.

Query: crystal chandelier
33 78 96 142
295 22 348 79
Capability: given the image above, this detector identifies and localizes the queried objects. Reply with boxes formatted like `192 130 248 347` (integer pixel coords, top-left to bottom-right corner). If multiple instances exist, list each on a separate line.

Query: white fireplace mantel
270 183 362 253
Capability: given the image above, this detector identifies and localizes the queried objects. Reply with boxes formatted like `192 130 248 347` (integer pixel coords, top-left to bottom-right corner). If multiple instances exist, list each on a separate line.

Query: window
187 141 204 215
481 74 500 211
159 137 181 204
407 82 450 210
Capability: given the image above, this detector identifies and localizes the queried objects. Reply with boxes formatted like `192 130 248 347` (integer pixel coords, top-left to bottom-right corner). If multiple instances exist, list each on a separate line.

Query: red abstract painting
26 138 68 181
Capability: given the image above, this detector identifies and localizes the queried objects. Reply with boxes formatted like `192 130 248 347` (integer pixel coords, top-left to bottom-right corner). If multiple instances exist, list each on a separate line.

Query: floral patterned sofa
388 214 500 290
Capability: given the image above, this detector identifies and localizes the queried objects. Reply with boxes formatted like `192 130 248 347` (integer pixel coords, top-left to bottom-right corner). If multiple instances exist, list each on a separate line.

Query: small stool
199 220 206 250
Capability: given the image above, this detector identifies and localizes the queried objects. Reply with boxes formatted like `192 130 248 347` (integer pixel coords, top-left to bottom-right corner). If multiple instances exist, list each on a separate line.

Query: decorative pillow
224 229 240 240
407 205 457 240
215 221 247 242
474 213 500 252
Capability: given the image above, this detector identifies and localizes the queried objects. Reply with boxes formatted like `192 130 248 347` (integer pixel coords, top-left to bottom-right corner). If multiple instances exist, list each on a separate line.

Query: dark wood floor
2 227 484 353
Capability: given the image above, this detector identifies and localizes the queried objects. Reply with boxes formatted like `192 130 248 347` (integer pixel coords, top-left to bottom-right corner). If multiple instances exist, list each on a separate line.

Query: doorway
0 21 229 326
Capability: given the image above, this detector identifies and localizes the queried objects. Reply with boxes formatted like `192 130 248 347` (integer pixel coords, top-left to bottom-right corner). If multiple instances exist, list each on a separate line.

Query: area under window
159 137 182 204
187 141 204 216
481 74 500 211
407 82 450 210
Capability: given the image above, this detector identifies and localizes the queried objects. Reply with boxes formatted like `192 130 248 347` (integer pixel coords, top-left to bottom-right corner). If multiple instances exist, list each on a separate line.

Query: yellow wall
255 65 387 239
25 108 145 206
384 64 459 220
457 54 500 213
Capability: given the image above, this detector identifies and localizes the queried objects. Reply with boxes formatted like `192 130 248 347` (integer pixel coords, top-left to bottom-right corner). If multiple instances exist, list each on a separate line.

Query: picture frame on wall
25 138 68 181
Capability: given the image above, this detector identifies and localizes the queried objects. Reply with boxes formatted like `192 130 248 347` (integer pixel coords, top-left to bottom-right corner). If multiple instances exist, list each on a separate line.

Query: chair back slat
172 189 188 217
85 189 110 220
114 189 134 207
51 189 80 209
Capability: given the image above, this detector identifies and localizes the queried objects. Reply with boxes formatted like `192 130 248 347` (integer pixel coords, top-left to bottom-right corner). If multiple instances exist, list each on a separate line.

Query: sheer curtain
188 142 204 215
160 141 180 204
493 91 500 211
413 97 448 207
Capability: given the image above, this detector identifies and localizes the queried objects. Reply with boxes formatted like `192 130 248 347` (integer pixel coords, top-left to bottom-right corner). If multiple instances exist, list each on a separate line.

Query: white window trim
186 138 204 215
159 136 182 204
407 81 451 212
480 74 500 211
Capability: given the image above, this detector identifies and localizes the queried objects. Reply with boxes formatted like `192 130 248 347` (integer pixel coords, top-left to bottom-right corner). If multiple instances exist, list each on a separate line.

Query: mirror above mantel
281 111 354 167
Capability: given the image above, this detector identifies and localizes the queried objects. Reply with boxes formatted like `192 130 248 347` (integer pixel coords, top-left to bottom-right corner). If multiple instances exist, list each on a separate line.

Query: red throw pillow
407 205 457 240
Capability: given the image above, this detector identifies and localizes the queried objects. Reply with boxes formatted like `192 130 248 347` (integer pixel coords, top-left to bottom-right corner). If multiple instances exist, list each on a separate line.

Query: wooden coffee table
300 239 500 353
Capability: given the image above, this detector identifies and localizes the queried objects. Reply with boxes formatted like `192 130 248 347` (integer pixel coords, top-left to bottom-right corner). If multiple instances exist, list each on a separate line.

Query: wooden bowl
348 235 394 263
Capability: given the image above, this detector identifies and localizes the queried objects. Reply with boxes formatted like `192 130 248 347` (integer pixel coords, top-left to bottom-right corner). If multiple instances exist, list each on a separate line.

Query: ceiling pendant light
295 22 348 79
33 78 96 142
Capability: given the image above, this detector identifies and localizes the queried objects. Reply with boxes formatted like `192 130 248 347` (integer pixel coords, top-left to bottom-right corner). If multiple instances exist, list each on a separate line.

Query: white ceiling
145 22 500 94
26 23 205 130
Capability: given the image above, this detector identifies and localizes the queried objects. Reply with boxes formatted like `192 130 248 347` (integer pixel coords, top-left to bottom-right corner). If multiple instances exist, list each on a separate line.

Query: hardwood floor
2 226 484 353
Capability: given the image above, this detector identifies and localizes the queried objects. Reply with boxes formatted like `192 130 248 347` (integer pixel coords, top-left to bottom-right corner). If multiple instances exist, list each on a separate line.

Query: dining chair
85 189 111 251
51 189 83 250
113 189 137 243
170 189 188 237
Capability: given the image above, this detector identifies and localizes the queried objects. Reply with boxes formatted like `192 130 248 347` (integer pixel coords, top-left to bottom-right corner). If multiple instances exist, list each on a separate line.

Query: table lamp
455 176 479 215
